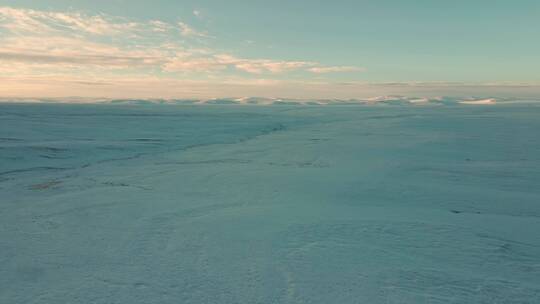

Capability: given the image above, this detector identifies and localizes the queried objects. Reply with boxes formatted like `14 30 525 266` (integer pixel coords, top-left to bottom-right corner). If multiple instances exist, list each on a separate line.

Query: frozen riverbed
1 103 540 303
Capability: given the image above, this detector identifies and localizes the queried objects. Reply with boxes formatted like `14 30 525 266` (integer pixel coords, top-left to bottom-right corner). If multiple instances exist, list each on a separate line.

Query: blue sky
0 0 539 98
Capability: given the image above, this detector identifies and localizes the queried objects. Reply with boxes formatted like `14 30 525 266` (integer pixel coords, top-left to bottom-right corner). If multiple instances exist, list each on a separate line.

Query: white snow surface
1 103 540 303
2 96 540 106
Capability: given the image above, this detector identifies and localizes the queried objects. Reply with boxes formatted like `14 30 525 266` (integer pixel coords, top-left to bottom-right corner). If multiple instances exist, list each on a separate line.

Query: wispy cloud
149 20 173 33
0 6 139 35
178 21 209 38
0 6 365 97
0 51 159 67
164 53 316 74
308 66 365 74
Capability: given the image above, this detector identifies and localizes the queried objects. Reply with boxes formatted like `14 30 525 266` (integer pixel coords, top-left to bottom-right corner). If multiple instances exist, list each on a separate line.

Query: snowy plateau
1 101 540 303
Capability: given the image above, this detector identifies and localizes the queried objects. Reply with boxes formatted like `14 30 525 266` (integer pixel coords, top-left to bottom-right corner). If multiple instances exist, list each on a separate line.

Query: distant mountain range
2 96 539 105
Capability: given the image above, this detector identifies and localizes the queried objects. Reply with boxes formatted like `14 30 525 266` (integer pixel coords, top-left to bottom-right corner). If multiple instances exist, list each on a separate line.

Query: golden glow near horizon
1 3 539 99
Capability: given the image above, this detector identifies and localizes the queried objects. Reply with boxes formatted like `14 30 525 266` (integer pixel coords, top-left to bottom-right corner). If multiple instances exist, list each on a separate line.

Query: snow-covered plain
1 102 540 303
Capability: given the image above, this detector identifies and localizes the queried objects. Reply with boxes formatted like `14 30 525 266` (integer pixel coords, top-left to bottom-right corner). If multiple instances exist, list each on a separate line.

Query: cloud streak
308 66 366 73
0 6 140 35
0 7 361 77
164 53 317 74
178 21 209 38
0 6 365 97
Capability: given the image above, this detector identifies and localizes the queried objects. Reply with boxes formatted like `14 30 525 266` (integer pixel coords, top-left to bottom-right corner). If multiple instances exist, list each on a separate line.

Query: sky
0 0 539 99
